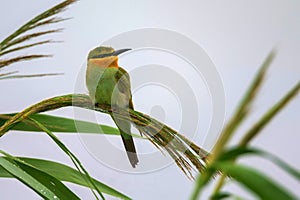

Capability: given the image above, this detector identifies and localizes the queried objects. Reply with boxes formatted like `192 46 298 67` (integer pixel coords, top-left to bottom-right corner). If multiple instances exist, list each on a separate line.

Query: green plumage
86 46 138 167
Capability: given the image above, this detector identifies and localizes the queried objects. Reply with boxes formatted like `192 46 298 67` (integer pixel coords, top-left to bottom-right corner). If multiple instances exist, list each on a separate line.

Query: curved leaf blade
220 147 300 182
0 153 79 200
215 162 296 200
0 113 120 135
0 157 131 200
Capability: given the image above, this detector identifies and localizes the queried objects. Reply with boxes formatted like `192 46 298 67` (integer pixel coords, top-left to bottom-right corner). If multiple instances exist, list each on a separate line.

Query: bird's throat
88 57 119 68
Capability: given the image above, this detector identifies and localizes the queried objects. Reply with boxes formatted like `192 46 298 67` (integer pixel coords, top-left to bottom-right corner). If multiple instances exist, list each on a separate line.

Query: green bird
86 46 139 167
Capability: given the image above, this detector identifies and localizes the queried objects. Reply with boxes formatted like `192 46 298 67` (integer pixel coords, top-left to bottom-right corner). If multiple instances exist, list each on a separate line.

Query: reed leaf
0 157 131 200
0 94 209 179
0 150 80 200
219 147 300 181
0 71 18 77
27 117 105 199
0 73 63 80
212 80 300 196
209 50 276 162
0 113 120 134
0 55 51 68
191 50 299 199
0 0 76 78
0 0 76 50
1 30 61 53
0 40 53 57
240 80 300 146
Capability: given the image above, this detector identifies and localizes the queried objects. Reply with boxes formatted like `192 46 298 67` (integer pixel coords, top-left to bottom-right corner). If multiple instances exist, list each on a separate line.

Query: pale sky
1 0 300 199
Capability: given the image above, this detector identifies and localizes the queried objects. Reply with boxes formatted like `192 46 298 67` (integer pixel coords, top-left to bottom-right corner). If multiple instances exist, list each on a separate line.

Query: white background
1 0 299 199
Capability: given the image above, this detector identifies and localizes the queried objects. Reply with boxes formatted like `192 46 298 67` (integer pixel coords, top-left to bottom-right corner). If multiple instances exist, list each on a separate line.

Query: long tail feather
110 114 139 167
120 134 139 167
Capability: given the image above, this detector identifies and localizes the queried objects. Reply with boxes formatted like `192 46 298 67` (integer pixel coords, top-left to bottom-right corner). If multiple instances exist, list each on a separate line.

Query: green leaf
0 0 76 52
220 147 300 181
190 167 217 200
210 50 276 161
0 93 208 178
210 192 245 200
210 192 231 200
239 80 300 146
0 157 131 200
0 152 80 200
0 0 76 78
191 50 277 200
215 162 297 200
0 55 51 68
0 73 63 80
0 113 120 135
27 117 105 199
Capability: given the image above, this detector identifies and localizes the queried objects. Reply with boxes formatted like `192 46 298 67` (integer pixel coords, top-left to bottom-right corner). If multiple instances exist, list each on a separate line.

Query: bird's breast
86 67 121 105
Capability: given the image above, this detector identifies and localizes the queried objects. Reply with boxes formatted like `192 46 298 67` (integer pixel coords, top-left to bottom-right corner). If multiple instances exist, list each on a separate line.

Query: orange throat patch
89 57 119 68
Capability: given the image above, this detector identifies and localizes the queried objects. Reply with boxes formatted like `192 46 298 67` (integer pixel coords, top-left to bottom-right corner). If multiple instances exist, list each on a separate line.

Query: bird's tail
110 114 139 168
120 134 139 168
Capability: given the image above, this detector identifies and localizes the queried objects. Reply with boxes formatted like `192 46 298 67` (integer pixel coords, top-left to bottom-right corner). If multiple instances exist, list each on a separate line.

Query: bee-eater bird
86 46 139 167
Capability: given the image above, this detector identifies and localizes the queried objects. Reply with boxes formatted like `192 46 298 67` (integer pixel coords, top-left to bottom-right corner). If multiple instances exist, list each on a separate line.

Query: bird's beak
112 48 131 56
89 48 132 59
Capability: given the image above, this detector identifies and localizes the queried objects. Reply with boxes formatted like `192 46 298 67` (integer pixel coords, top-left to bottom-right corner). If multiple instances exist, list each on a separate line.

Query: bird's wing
112 67 139 167
115 67 143 136
114 67 132 101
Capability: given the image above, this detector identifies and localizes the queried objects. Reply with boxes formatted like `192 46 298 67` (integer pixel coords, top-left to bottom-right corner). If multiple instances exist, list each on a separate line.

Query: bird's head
87 46 131 68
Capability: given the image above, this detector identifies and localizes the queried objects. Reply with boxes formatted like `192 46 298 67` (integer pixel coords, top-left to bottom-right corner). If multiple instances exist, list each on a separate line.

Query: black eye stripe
90 52 114 59
89 48 131 59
